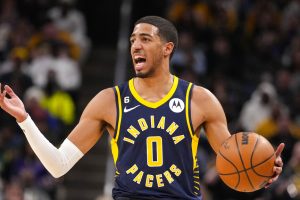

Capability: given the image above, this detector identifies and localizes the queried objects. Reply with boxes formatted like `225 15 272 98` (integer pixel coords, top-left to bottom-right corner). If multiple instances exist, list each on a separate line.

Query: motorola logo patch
169 98 184 113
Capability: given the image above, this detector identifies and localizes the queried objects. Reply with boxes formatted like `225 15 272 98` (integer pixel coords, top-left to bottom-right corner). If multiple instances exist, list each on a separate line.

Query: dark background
77 0 168 46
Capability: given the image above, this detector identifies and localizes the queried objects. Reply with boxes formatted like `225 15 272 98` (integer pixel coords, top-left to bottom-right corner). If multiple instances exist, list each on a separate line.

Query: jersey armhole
186 83 200 171
111 86 122 166
186 83 195 138
113 86 122 141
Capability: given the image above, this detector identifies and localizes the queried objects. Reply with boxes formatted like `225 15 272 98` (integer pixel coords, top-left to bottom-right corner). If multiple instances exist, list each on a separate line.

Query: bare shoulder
93 87 115 103
191 85 225 123
191 85 218 104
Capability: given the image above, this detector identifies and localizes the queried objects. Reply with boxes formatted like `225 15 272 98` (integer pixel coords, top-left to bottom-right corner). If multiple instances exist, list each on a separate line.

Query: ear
163 42 175 57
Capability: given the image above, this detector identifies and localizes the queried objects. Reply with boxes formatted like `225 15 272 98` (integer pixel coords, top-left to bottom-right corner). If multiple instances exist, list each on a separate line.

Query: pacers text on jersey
126 163 182 188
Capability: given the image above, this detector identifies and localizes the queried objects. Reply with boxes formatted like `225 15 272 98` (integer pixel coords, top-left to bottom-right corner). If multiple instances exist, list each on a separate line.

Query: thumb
275 143 285 157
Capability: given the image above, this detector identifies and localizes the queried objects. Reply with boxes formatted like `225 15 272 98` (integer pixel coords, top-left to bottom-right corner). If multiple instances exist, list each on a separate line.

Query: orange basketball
216 132 275 192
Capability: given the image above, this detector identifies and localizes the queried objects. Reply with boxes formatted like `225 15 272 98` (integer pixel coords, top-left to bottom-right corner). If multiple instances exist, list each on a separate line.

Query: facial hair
134 52 163 78
135 68 155 78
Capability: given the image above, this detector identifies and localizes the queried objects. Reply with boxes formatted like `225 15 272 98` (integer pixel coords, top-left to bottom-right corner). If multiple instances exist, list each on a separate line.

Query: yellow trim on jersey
192 134 199 171
111 86 122 165
111 139 118 165
185 83 199 169
129 76 179 108
185 83 194 138
115 86 123 141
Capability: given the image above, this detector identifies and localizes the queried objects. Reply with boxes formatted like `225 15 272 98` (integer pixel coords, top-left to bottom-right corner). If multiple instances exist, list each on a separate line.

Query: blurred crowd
0 0 90 199
1 0 300 199
165 0 300 199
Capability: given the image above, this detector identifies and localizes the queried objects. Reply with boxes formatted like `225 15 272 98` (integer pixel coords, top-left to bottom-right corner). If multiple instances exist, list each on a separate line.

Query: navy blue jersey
111 76 201 200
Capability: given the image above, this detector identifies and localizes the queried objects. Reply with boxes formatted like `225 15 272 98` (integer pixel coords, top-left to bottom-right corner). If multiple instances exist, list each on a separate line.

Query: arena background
0 0 300 200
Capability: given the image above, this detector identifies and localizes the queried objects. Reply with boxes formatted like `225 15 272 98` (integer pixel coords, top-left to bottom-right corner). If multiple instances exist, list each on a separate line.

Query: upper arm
67 88 116 154
192 86 231 153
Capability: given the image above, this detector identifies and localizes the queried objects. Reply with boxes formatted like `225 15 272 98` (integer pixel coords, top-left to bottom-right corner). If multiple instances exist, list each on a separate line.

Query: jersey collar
129 76 179 108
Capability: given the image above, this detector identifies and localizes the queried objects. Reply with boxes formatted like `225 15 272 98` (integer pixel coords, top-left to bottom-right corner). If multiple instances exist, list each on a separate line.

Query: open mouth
134 57 146 64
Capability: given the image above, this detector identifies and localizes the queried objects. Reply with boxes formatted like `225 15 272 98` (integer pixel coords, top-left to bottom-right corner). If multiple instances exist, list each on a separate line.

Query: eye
142 37 150 42
130 38 135 44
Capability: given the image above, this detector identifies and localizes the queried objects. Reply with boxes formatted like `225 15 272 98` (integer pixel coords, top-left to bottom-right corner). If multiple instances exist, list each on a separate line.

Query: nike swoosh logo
124 105 140 113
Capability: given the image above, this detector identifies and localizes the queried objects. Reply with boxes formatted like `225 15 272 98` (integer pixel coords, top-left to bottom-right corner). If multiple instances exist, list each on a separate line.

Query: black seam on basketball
250 154 274 178
218 134 274 189
218 150 240 188
250 136 275 178
250 135 259 172
235 133 255 190
218 155 274 176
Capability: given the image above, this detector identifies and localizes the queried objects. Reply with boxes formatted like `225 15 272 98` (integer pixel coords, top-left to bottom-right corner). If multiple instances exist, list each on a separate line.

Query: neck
134 72 174 102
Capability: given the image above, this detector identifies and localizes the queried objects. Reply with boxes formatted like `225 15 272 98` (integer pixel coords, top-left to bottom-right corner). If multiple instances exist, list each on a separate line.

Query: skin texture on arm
191 85 231 154
67 87 117 154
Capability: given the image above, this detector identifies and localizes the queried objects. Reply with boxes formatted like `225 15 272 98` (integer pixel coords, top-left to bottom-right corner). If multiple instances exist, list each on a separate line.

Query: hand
0 83 28 122
265 143 285 188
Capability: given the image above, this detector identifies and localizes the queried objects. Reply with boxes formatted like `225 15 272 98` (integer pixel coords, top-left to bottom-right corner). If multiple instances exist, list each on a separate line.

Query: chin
134 66 155 78
136 72 149 78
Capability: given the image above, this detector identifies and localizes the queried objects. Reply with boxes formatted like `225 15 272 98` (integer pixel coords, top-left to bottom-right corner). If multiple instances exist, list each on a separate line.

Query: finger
273 166 282 176
0 89 6 98
0 90 7 105
275 143 285 157
275 156 283 167
267 176 279 185
264 178 274 188
4 85 16 98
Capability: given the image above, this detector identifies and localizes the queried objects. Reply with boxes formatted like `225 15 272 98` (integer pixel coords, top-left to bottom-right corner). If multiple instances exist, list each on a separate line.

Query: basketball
216 132 275 192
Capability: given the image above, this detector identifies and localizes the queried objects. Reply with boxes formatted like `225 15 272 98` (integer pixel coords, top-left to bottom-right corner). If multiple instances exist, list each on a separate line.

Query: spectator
0 47 32 99
27 43 81 102
256 104 284 140
12 143 55 200
243 0 280 39
206 34 238 79
50 43 81 102
26 43 54 89
274 69 294 107
280 0 300 45
48 0 91 63
3 181 24 200
41 70 76 126
166 0 213 46
171 31 207 77
290 89 300 126
27 18 80 61
239 81 278 131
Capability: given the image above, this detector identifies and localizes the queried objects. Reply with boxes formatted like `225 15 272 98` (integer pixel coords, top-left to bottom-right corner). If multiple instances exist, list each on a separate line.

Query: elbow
47 168 67 178
52 173 64 179
50 171 65 178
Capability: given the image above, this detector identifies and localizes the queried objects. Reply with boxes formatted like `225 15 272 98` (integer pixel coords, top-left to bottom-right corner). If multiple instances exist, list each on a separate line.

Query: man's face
130 23 165 78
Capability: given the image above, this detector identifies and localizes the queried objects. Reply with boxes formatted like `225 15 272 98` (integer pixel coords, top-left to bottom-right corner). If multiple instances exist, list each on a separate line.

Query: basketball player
0 16 284 200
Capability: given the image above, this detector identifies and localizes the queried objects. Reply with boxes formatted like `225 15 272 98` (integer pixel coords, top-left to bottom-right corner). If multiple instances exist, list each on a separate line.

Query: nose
131 39 142 50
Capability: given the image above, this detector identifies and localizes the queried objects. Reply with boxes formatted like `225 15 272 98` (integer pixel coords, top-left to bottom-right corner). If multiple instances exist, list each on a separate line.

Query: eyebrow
130 33 153 39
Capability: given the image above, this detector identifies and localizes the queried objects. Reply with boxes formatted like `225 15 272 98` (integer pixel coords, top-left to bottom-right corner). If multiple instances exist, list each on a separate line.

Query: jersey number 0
146 136 163 167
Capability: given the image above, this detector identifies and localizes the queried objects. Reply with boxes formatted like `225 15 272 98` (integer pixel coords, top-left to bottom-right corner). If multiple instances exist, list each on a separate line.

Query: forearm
18 115 84 178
